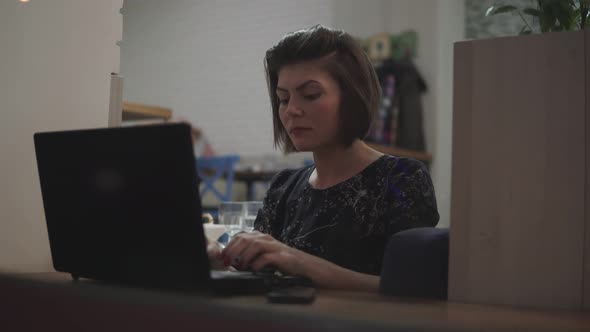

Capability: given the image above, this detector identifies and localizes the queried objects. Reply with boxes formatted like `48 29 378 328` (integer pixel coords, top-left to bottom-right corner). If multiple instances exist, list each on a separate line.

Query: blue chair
379 227 449 300
195 155 240 219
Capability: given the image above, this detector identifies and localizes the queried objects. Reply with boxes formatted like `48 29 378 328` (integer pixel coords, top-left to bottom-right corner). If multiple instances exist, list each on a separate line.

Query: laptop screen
34 124 211 289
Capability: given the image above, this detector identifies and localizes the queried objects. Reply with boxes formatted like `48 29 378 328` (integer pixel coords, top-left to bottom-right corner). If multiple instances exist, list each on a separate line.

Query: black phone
266 287 316 304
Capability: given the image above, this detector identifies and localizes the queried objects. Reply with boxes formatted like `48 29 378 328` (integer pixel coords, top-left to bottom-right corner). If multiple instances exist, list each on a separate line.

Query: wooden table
2 272 589 332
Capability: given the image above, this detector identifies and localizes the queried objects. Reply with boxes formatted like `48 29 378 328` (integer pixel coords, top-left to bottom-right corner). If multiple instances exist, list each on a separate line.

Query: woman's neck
309 140 383 190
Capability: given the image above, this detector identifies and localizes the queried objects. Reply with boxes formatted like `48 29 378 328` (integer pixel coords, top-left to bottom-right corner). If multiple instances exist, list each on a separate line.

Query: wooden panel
122 101 172 121
108 74 123 127
585 29 590 311
450 31 586 310
448 41 473 301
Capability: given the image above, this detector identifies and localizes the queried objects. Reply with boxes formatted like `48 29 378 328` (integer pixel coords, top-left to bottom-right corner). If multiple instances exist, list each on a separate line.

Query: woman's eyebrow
276 80 321 93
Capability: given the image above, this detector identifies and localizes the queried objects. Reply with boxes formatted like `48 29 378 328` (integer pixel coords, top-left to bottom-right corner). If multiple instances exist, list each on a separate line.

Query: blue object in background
196 155 240 219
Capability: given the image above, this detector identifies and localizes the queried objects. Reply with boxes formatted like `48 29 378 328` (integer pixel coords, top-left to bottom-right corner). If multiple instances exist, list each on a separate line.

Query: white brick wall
121 0 333 157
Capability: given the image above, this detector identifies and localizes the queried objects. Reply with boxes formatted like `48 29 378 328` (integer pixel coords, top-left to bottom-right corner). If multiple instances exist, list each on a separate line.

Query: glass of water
243 201 263 233
218 202 245 244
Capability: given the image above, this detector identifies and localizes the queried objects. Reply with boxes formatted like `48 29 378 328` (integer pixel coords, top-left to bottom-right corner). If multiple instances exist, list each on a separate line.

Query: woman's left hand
220 231 305 276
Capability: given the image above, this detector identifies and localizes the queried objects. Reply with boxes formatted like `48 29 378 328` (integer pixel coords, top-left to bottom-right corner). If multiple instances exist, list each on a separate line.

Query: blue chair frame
196 155 240 205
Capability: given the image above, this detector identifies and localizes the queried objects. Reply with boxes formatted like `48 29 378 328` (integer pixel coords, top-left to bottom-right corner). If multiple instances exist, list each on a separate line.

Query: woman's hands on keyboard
220 231 305 276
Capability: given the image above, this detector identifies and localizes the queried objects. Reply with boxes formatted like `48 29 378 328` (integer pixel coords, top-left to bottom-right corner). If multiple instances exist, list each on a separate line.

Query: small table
234 169 278 201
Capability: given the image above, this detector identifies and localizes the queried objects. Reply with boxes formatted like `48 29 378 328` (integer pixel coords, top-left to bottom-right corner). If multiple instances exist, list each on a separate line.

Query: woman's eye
279 98 289 105
304 93 321 101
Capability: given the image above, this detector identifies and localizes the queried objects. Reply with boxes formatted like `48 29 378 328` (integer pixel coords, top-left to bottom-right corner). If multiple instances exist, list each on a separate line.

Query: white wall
121 0 333 157
431 0 465 228
332 0 387 38
122 0 465 227
0 0 122 272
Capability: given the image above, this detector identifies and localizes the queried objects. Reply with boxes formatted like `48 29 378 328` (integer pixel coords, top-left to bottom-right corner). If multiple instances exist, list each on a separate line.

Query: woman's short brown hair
264 25 381 153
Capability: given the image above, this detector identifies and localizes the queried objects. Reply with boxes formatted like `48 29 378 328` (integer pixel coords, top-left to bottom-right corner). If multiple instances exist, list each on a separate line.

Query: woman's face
276 61 341 152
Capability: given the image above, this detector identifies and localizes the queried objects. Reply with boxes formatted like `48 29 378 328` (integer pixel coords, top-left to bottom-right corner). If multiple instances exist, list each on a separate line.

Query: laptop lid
34 123 211 290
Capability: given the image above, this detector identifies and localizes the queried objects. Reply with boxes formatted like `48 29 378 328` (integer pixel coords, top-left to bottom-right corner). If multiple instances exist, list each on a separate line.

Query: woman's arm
295 249 380 291
221 231 380 292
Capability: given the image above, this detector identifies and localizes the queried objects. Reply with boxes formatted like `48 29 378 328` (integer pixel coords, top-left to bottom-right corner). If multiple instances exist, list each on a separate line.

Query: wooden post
449 30 589 310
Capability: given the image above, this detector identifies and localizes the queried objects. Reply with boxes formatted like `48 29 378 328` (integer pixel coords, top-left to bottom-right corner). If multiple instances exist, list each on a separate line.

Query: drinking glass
243 201 263 233
218 202 245 244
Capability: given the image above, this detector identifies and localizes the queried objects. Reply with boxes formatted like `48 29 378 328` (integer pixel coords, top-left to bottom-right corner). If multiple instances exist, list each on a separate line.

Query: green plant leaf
550 0 576 31
582 2 590 29
487 5 518 16
523 7 541 16
573 8 581 26
539 4 556 32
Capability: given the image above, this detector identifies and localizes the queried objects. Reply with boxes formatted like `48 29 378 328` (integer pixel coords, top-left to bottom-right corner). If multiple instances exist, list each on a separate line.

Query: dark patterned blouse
253 155 439 275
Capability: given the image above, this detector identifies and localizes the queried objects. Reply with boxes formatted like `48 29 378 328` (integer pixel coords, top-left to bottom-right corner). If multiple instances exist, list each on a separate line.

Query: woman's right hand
206 240 229 270
220 231 306 276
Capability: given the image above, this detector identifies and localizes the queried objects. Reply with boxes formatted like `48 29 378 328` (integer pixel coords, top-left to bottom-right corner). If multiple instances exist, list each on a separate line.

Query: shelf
367 143 432 163
122 101 173 121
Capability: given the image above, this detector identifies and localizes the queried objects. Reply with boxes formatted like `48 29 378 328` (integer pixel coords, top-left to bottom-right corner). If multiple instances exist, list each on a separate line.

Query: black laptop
33 123 308 294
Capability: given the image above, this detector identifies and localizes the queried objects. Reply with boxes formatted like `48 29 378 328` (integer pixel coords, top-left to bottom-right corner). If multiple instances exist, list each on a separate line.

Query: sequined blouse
253 155 439 275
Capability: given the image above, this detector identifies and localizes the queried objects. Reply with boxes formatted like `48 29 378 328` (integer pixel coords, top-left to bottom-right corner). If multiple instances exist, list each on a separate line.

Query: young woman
213 25 438 292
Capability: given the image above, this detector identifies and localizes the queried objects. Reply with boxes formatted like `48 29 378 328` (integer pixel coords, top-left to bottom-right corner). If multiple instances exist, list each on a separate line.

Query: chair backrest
379 227 449 299
195 155 240 203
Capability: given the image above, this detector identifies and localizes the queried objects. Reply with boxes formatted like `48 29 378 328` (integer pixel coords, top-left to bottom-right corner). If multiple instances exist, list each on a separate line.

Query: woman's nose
285 99 304 117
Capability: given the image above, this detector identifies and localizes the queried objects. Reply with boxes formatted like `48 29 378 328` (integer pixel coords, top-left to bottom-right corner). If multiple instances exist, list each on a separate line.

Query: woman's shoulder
375 155 427 177
373 155 433 195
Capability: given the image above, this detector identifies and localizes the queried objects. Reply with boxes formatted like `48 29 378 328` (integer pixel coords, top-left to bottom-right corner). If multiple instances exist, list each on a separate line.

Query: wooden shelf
367 143 432 163
122 101 173 121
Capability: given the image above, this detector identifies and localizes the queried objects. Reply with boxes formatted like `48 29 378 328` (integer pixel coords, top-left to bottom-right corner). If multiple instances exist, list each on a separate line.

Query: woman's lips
290 127 311 135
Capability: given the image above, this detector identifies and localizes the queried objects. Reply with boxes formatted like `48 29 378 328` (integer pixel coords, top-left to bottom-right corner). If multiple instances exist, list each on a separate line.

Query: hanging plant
486 0 589 35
